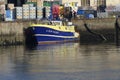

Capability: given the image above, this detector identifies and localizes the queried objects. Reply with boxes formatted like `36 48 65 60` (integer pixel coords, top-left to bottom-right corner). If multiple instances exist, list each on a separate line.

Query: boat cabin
39 20 73 27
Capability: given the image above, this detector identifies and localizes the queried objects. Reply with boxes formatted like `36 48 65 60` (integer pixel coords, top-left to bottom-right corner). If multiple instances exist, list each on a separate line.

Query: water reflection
0 43 120 80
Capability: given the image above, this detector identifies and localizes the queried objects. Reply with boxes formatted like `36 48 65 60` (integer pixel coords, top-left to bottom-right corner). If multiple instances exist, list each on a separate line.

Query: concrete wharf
0 18 118 46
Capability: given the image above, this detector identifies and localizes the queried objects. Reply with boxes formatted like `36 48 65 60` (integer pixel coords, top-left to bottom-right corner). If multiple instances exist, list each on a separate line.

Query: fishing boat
24 20 80 45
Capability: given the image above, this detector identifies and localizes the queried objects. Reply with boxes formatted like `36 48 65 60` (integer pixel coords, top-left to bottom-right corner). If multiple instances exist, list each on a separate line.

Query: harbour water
0 42 120 80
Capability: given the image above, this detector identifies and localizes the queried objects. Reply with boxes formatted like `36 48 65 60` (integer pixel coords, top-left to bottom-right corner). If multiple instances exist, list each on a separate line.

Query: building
7 0 120 10
60 0 80 7
90 0 106 10
81 0 90 6
106 0 120 6
7 0 26 6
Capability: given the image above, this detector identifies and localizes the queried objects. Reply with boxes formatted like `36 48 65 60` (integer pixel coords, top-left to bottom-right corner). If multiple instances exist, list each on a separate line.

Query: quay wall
73 18 115 31
72 18 117 43
0 20 37 46
0 18 118 45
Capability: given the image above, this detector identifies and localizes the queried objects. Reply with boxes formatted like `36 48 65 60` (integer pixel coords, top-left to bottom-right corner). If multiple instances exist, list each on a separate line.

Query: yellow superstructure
30 24 75 32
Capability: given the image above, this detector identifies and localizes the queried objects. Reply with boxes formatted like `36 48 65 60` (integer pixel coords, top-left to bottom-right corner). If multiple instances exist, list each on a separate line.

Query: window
81 0 90 6
97 0 106 6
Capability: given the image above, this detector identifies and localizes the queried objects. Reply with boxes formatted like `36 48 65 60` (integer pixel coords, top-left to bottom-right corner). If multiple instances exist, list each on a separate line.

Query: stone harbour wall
0 18 119 46
0 20 37 46
72 18 117 43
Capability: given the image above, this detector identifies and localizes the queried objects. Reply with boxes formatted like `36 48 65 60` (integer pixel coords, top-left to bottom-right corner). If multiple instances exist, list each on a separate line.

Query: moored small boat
24 20 80 45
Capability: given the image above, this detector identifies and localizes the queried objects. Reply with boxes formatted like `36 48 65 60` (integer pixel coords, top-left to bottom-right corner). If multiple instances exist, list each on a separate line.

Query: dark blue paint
31 26 77 42
33 26 74 36
36 36 75 42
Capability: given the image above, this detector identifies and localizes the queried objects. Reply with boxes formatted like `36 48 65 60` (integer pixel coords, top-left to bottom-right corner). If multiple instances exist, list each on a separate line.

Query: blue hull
24 26 79 45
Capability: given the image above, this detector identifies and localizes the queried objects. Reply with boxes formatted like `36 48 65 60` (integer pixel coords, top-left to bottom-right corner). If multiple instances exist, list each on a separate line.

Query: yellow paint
30 24 75 32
